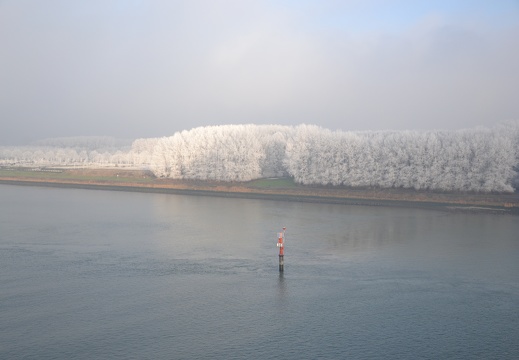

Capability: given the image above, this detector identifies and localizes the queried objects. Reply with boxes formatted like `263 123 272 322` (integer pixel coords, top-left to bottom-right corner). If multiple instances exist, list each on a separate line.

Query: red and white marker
277 227 286 272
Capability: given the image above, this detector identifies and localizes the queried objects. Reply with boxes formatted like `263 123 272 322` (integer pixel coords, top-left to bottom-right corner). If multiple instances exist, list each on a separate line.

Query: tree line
1 123 518 192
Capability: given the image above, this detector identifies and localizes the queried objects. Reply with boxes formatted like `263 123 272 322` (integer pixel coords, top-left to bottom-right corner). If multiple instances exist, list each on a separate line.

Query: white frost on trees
143 122 518 192
1 123 518 192
0 136 132 168
148 125 284 181
282 124 519 192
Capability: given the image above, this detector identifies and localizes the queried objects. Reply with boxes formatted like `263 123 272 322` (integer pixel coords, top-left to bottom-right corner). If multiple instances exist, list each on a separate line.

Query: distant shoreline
1 167 518 214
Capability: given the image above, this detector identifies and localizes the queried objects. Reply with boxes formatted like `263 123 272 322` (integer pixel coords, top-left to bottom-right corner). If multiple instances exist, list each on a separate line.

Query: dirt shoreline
1 168 518 214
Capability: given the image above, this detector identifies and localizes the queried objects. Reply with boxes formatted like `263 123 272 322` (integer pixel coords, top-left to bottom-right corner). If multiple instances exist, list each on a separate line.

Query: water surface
1 184 518 359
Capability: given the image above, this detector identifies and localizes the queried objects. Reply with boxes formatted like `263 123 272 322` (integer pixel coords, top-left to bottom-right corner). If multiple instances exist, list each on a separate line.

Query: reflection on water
277 272 287 299
1 184 519 360
326 210 415 252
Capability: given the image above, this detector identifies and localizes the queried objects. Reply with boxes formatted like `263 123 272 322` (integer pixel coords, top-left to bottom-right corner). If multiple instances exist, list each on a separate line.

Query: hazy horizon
2 0 518 145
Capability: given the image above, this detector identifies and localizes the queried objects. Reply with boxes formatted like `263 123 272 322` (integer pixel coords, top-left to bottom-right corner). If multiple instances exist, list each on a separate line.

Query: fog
1 0 518 145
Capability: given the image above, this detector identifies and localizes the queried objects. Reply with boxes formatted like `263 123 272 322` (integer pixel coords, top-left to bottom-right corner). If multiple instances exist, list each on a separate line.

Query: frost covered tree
148 125 268 181
1 122 518 192
282 122 519 192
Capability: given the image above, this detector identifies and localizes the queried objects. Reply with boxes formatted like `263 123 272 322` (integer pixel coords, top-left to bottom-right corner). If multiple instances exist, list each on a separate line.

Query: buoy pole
277 227 285 272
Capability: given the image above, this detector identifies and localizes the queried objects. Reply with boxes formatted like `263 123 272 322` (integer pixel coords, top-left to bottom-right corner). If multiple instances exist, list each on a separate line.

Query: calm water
1 184 518 359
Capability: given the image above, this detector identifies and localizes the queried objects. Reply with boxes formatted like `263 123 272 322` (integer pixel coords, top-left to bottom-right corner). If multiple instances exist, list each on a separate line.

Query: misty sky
1 0 518 145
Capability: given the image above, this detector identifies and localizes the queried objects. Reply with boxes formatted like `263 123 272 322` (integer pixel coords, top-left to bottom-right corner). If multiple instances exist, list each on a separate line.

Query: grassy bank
1 167 518 214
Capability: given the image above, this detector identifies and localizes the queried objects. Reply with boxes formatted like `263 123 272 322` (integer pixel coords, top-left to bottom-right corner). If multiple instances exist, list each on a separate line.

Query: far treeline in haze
1 122 519 193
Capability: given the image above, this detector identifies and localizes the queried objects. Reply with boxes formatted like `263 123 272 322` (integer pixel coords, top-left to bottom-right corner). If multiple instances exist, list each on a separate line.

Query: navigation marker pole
277 227 285 272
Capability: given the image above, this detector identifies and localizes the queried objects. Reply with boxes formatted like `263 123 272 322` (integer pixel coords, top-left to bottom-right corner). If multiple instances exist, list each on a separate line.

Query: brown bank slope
1 167 518 214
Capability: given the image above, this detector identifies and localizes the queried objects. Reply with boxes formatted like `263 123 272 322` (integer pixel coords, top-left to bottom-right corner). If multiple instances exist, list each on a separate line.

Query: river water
1 184 518 359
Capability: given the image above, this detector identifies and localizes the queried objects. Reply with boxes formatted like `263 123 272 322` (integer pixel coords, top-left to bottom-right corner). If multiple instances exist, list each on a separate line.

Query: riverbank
1 167 518 214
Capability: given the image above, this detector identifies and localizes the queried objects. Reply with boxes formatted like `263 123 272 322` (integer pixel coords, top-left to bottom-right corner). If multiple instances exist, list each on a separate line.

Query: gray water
1 184 518 359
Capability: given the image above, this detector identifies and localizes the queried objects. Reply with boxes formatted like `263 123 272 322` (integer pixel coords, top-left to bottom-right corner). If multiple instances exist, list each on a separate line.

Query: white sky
1 0 518 144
